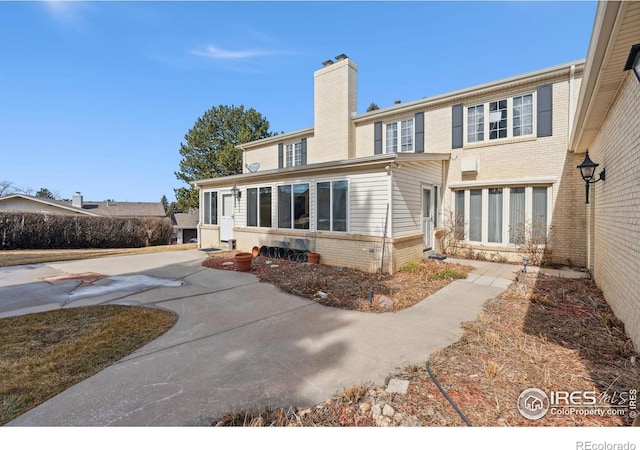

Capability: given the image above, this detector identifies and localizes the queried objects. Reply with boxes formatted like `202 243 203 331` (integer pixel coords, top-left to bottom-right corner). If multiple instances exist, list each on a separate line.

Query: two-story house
193 53 587 273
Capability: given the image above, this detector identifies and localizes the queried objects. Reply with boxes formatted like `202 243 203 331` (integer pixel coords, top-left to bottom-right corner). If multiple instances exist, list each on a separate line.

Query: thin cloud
43 1 89 28
190 45 282 60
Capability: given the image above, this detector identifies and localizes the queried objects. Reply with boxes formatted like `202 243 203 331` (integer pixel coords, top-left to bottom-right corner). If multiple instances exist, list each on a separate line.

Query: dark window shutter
414 112 424 153
374 121 382 155
278 143 283 168
300 138 307 165
452 104 463 149
537 84 553 137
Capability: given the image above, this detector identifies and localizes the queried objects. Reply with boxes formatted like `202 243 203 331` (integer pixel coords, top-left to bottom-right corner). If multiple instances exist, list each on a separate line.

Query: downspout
384 162 395 273
194 182 202 249
569 64 576 139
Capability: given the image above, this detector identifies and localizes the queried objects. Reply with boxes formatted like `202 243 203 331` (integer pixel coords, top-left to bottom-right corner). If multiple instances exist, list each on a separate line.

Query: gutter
353 60 585 124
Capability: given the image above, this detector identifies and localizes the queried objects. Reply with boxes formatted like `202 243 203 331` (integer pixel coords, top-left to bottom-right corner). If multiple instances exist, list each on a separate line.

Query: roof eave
0 194 98 216
354 60 585 124
569 1 627 153
193 153 450 187
236 127 315 151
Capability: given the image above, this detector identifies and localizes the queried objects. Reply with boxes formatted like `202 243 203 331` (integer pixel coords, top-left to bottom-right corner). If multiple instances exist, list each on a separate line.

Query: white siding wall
349 170 390 235
219 168 390 238
392 161 442 238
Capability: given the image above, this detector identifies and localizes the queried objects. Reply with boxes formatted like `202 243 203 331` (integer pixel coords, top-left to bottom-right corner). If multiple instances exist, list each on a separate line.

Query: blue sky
0 1 598 203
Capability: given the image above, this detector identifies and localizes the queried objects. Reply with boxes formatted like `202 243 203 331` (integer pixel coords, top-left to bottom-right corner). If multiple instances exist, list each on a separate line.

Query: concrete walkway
3 252 529 426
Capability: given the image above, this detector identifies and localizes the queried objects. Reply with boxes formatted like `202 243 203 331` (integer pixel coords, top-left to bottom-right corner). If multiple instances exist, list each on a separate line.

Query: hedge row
0 213 173 249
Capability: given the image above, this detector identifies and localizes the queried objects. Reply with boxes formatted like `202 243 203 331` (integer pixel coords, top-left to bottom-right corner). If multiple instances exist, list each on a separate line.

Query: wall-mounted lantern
577 150 605 204
623 43 640 83
230 183 241 208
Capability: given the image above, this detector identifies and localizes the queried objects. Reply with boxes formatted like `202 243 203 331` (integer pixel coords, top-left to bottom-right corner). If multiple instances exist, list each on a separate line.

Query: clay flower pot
235 252 253 272
307 252 320 264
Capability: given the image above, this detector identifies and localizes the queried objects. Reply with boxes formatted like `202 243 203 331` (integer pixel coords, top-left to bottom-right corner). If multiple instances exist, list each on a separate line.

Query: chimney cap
394 100 402 104
322 59 334 67
335 54 348 61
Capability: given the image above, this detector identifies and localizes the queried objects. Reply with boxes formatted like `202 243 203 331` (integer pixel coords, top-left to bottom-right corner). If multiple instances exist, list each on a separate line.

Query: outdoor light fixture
624 43 640 83
577 150 605 204
230 183 241 200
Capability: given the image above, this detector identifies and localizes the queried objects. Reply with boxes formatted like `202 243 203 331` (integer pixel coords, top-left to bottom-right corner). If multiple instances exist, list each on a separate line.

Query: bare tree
0 180 34 197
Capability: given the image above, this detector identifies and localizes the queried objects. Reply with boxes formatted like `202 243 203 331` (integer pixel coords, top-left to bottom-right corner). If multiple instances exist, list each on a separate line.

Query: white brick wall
352 70 586 266
586 72 640 350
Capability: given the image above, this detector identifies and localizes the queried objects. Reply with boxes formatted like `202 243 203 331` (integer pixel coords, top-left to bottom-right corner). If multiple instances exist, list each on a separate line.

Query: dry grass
0 305 176 425
203 254 472 312
212 272 639 427
0 243 197 267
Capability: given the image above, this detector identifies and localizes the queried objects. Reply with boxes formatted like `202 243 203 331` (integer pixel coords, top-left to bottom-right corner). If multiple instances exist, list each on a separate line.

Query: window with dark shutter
537 84 553 137
374 121 382 155
301 138 307 165
414 112 424 153
452 104 463 149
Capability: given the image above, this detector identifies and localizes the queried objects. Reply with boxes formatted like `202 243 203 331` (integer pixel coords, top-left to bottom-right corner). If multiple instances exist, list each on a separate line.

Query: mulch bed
327 273 638 426
202 251 472 312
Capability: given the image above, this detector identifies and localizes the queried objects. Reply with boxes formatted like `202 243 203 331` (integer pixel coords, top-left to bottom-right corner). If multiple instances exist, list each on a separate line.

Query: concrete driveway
1 250 518 426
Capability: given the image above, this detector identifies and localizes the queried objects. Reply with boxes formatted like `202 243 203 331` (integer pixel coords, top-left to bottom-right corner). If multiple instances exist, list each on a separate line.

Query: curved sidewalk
5 255 520 426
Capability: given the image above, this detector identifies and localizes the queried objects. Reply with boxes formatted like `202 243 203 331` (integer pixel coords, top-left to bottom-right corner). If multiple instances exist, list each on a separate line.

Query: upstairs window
467 105 484 143
513 94 533 137
285 142 303 168
489 99 507 140
385 118 414 153
464 93 535 144
278 139 307 169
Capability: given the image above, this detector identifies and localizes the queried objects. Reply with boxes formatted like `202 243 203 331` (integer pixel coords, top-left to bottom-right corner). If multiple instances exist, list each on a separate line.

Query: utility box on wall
461 157 479 174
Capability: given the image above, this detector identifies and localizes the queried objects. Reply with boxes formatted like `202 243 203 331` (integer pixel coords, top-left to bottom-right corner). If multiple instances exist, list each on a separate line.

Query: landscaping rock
222 261 234 266
382 404 395 417
373 294 394 309
371 404 382 418
386 378 410 394
359 402 371 413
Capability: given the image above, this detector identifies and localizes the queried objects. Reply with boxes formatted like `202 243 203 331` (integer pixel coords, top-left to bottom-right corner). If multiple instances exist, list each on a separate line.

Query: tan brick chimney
312 54 357 162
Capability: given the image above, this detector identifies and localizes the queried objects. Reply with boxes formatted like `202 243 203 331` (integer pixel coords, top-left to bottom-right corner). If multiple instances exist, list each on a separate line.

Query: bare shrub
510 217 553 265
436 209 467 256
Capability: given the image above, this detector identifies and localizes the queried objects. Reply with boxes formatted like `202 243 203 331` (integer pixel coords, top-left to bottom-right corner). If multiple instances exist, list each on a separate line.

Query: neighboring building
568 1 640 350
171 211 199 244
0 192 166 217
194 55 586 273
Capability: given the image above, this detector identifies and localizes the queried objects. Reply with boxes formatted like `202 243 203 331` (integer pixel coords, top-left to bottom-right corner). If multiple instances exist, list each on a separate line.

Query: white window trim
285 141 303 168
246 186 273 228
463 92 536 146
277 182 310 230
202 190 218 226
454 185 552 246
315 179 350 233
384 117 415 153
